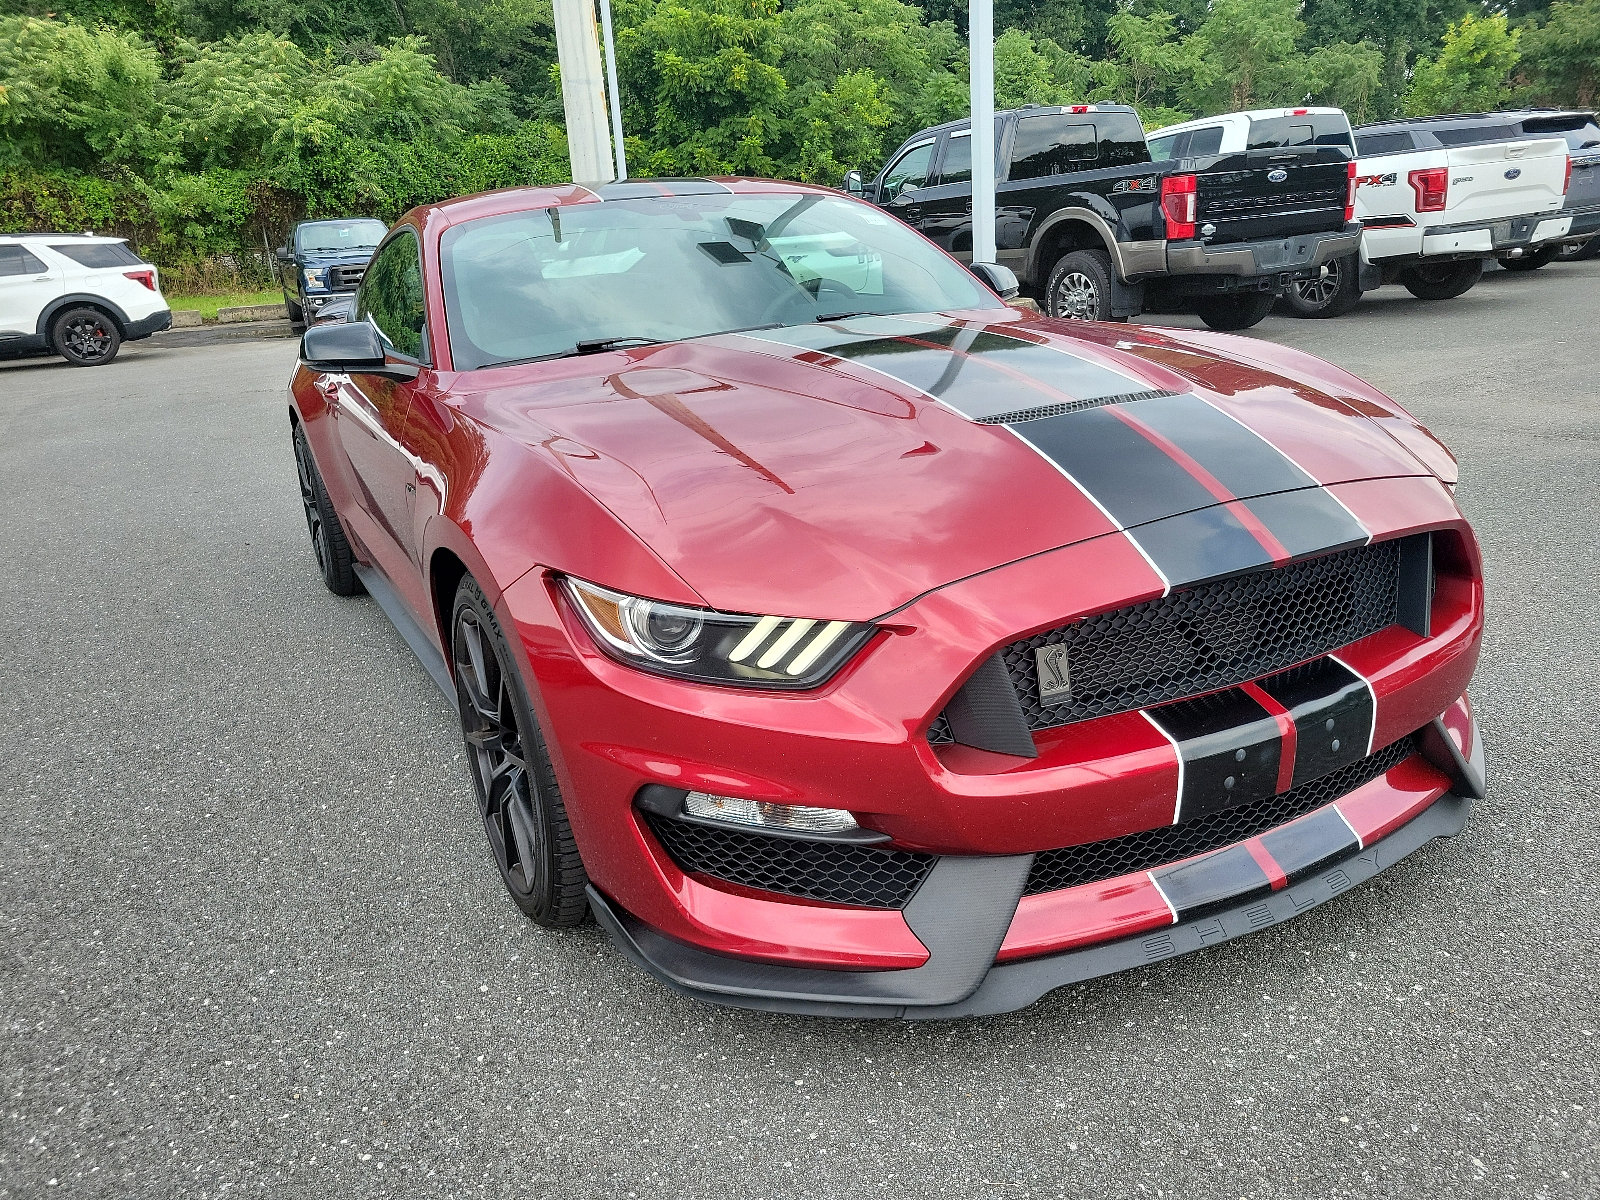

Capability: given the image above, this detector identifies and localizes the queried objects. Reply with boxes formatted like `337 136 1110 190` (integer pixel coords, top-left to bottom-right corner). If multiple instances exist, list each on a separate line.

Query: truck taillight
1345 160 1357 222
1564 156 1572 195
1409 167 1448 213
124 269 157 291
1160 173 1198 239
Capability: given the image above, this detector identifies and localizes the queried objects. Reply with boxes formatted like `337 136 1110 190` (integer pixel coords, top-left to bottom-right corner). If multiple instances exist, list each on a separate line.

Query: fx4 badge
1035 644 1073 705
1111 176 1159 194
1355 172 1397 188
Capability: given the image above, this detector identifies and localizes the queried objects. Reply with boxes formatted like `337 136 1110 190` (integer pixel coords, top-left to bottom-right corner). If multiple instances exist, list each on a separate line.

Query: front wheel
1045 249 1124 322
284 293 304 328
1193 290 1275 331
51 306 121 366
1281 255 1363 318
292 423 361 596
1400 258 1484 300
452 576 590 927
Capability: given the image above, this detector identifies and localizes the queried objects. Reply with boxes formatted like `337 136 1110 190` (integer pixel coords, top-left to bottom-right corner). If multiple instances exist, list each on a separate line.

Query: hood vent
976 389 1179 425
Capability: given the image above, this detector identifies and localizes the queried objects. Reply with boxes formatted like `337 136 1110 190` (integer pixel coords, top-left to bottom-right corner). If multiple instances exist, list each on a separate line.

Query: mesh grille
1006 540 1401 733
976 390 1179 424
1024 734 1419 896
644 815 937 909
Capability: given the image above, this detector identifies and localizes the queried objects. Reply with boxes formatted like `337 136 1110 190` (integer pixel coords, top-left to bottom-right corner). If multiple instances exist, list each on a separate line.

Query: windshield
439 191 1001 370
297 220 388 252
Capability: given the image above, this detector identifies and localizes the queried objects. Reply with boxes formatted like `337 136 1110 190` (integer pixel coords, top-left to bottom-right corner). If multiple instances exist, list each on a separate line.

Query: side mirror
968 261 1020 300
276 247 292 262
302 320 419 381
843 170 865 197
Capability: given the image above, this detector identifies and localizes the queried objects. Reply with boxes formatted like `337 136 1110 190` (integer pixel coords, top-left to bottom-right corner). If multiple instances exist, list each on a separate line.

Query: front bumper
591 718 1480 1018
1163 223 1361 291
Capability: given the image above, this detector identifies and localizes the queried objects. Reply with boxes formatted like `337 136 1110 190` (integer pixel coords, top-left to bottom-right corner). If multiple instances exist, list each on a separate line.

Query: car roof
0 232 126 242
912 103 1141 139
1151 107 1347 137
415 177 841 230
1356 108 1596 132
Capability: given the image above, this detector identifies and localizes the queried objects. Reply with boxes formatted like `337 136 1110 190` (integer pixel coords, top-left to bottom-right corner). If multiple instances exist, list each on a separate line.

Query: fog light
683 792 858 834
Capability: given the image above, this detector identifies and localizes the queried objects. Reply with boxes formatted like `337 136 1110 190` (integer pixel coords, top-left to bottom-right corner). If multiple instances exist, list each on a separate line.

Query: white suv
0 234 172 366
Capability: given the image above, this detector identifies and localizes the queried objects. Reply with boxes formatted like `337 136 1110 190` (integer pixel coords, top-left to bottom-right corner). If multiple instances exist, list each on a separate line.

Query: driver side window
356 230 427 362
881 141 935 201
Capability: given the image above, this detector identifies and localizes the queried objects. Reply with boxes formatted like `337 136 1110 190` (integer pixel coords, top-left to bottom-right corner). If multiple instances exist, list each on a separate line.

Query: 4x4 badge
1036 644 1073 705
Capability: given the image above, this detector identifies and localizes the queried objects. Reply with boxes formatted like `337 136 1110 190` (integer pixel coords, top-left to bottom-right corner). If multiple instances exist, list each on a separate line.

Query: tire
291 423 361 597
1193 290 1275 331
51 305 121 366
1044 249 1123 322
1399 258 1484 300
1497 246 1558 272
451 575 589 927
1281 254 1363 318
1555 236 1600 262
284 294 304 328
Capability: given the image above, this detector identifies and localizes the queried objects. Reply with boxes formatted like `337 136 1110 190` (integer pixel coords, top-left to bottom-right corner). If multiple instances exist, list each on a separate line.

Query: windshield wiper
814 311 875 323
572 336 661 355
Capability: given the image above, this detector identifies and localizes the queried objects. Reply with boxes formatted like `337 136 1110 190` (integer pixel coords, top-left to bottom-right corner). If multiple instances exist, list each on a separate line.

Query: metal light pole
968 0 996 264
597 0 628 180
552 0 615 182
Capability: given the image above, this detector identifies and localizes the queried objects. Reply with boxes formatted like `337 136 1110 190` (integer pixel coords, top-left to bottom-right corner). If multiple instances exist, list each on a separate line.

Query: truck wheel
1497 246 1558 272
1193 291 1275 331
1281 255 1363 318
1399 259 1484 300
284 293 304 328
1045 250 1121 322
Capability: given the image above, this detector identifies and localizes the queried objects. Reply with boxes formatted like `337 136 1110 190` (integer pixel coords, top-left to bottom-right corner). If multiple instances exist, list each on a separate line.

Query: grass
166 290 283 320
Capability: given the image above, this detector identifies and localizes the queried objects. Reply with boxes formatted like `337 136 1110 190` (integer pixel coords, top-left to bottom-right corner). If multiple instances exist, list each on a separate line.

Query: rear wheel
1497 246 1559 272
1281 254 1363 318
51 306 121 366
1045 249 1122 322
1194 290 1275 331
1400 258 1484 300
451 576 589 927
292 423 360 596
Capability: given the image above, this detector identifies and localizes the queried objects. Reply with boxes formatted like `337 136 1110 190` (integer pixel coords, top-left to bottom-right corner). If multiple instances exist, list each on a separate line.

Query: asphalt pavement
2 263 1597 1199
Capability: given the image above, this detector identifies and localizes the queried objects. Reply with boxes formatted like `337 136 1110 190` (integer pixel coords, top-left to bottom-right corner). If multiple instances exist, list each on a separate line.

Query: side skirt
352 563 455 702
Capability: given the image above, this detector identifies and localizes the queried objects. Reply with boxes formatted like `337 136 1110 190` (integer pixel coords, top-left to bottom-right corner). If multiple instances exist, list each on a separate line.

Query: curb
216 303 290 324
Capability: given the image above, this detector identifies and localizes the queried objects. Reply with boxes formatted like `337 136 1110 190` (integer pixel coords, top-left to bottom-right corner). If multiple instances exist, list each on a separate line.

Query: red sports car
288 179 1484 1018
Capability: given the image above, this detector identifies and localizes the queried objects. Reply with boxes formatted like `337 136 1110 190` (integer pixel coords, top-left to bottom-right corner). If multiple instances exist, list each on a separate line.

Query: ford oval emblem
1505 167 1522 180
1268 168 1289 183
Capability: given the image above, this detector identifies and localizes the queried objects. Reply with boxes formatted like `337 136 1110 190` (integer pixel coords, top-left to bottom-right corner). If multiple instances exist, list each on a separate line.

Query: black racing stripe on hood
1242 490 1370 561
1117 391 1314 495
1130 507 1277 590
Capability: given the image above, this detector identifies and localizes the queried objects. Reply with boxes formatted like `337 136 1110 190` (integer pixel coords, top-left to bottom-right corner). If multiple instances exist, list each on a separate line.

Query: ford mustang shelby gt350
287 179 1484 1018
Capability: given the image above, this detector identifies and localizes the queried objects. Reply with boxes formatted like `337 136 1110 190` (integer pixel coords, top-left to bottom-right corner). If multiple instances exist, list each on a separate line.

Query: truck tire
1399 259 1484 300
1281 254 1363 318
1555 236 1600 262
1045 249 1121 322
1193 291 1275 331
284 292 305 328
1497 246 1559 272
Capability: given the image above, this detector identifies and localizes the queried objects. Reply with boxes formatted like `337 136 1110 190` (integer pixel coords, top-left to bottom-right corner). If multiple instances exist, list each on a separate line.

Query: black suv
848 103 1360 330
1355 109 1600 267
276 218 388 327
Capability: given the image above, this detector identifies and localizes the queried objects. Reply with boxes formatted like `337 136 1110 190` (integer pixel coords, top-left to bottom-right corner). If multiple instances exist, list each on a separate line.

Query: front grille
644 814 936 909
331 265 365 290
1024 734 1419 896
1005 540 1402 734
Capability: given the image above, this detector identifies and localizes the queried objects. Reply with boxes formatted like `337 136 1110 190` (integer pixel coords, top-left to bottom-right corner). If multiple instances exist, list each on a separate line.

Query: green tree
993 27 1067 107
160 33 309 170
1089 9 1196 123
1304 39 1386 122
1404 13 1521 115
1520 0 1600 107
1183 0 1305 112
0 16 161 169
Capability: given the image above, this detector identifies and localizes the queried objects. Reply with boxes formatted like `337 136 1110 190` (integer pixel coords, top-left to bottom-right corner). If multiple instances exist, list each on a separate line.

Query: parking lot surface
3 264 1597 1199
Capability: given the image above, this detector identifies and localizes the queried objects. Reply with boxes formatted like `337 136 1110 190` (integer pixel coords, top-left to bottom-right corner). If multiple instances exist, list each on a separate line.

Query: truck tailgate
1192 147 1351 244
1440 137 1568 225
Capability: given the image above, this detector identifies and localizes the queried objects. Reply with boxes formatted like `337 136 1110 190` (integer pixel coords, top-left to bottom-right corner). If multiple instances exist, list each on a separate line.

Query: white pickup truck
1148 107 1572 317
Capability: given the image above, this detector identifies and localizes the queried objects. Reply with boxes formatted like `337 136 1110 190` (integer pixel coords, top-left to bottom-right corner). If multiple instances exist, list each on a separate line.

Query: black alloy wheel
451 577 589 927
51 306 122 367
1281 254 1363 318
292 424 360 596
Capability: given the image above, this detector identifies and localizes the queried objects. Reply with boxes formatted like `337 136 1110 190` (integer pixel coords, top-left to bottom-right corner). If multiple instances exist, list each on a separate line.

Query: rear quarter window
48 241 143 268
1188 126 1224 156
1430 123 1512 147
1355 131 1416 157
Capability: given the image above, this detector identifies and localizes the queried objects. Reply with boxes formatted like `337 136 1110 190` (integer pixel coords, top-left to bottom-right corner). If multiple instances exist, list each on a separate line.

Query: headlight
303 268 327 289
562 578 875 689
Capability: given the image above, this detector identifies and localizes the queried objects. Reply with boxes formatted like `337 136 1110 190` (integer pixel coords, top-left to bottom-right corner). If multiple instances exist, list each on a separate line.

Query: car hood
464 311 1440 621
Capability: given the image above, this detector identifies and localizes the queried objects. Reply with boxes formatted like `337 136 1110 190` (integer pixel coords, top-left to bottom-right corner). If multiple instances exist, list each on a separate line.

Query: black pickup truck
846 104 1361 329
